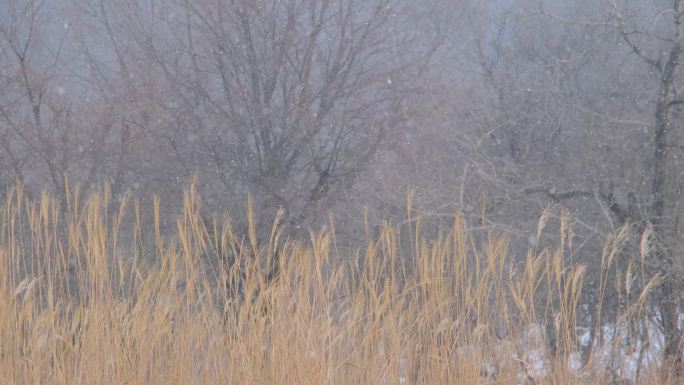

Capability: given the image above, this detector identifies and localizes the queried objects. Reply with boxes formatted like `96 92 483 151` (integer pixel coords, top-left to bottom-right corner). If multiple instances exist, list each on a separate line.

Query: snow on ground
378 314 681 385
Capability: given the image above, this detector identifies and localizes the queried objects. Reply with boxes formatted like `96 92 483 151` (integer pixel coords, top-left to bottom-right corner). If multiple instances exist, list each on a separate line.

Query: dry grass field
0 182 676 385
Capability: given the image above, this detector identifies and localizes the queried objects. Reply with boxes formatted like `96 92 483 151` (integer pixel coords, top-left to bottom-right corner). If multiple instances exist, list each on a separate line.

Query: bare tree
520 0 684 372
79 0 437 231
605 0 684 372
0 0 68 194
0 0 132 202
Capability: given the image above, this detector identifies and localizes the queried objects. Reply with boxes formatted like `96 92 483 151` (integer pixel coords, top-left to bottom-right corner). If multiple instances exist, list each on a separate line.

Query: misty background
1 0 683 375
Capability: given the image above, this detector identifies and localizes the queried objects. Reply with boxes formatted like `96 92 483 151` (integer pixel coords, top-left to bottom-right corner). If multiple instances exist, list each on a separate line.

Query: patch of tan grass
0 181 668 384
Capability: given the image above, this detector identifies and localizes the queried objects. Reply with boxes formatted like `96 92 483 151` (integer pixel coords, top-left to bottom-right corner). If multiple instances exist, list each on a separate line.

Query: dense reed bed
0 182 672 384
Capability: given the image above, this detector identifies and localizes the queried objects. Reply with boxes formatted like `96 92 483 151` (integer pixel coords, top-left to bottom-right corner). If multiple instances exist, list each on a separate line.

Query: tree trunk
651 40 683 378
